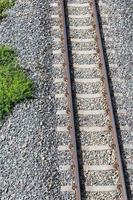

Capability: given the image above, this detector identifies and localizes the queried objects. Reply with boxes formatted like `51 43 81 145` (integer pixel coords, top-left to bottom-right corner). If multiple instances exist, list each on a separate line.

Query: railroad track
50 0 131 199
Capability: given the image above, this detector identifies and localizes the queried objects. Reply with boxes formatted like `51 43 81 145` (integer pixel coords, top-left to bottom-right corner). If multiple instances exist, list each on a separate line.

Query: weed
0 0 15 18
0 45 34 120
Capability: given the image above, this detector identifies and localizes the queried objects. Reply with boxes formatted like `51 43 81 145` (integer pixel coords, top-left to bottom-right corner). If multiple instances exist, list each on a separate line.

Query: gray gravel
60 170 73 185
73 82 101 94
51 29 61 39
68 17 92 27
78 114 110 127
85 191 119 200
72 54 99 65
0 0 62 199
85 170 119 186
69 29 94 39
67 5 89 15
82 149 115 165
79 131 112 146
76 98 104 110
53 54 64 65
58 151 72 166
71 41 96 51
73 68 101 79
58 132 71 146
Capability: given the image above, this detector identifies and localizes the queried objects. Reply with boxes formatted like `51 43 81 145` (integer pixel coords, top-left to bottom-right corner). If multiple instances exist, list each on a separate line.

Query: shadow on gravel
96 2 131 199
64 2 87 199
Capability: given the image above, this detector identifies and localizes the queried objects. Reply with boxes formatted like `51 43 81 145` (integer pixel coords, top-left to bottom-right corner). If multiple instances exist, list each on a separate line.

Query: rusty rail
90 1 128 199
58 1 81 199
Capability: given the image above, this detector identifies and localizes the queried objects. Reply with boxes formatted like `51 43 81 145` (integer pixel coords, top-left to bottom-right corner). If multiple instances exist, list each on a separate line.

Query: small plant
0 45 34 120
0 0 15 18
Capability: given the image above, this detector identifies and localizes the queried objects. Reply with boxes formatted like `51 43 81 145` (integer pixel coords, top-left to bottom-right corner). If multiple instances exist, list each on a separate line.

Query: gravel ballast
0 0 61 199
0 0 132 199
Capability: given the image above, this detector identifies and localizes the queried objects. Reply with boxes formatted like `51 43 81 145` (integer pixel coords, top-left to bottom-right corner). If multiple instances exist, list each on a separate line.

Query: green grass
0 0 15 18
0 45 34 120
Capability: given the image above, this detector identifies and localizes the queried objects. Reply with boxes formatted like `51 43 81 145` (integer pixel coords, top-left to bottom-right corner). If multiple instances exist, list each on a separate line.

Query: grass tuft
0 45 34 120
0 0 15 18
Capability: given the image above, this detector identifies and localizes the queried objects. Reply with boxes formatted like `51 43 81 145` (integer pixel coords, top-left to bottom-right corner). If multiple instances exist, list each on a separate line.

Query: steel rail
90 1 128 199
59 1 81 199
